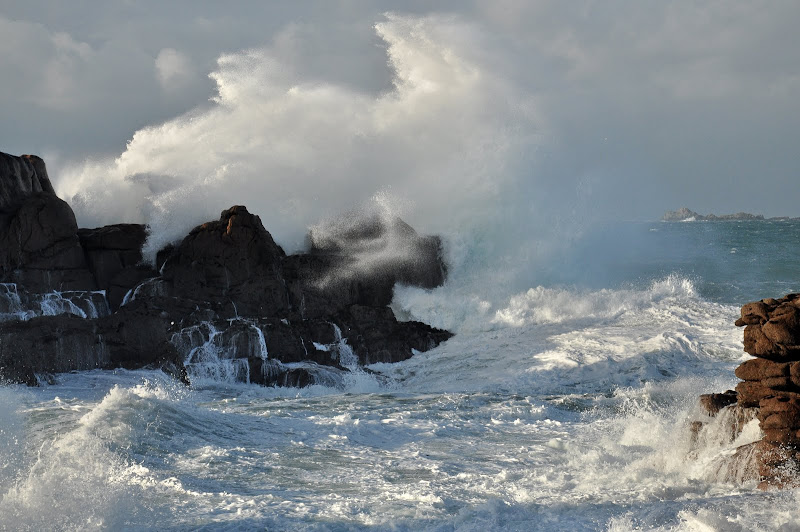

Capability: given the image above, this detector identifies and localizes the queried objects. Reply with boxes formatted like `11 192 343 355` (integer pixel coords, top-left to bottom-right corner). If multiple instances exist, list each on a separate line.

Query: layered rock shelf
0 151 452 387
698 294 800 489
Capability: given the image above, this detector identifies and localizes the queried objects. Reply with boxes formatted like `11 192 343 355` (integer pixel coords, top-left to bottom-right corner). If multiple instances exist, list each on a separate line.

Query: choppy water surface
2 221 800 530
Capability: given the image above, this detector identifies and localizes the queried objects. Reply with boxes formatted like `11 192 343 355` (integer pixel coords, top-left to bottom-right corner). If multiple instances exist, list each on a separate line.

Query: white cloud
58 14 539 269
1 1 798 269
155 48 194 91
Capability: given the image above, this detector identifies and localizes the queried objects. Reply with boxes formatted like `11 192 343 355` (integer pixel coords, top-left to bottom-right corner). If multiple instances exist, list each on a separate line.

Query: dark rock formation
662 207 797 222
160 205 289 317
0 153 96 291
0 152 54 210
696 293 800 489
0 152 453 388
78 224 157 309
281 211 446 318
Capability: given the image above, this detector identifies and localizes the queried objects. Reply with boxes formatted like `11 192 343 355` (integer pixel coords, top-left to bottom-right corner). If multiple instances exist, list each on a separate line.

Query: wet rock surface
697 293 800 489
0 152 452 387
78 223 157 309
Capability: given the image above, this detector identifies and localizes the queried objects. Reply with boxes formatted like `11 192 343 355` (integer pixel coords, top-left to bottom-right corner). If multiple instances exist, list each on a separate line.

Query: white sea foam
383 276 744 398
0 331 783 531
3 7 798 529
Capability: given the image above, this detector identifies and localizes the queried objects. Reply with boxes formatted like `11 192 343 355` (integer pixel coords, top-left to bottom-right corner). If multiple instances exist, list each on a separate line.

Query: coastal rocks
698 390 737 415
0 151 453 388
282 211 447 317
0 179 97 291
147 206 452 381
78 224 157 309
0 304 186 386
662 207 798 222
160 206 289 317
0 152 54 210
697 293 800 489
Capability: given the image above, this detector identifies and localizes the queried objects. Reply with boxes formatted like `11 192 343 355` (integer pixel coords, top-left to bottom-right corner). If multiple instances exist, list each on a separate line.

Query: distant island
662 207 800 222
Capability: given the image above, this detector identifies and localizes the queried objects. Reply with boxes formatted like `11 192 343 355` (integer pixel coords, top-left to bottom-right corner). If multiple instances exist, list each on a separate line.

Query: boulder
735 358 791 381
699 293 800 489
698 390 738 415
160 206 290 317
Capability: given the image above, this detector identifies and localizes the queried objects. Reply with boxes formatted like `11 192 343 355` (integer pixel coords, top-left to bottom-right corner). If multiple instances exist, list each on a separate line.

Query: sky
1 1 799 259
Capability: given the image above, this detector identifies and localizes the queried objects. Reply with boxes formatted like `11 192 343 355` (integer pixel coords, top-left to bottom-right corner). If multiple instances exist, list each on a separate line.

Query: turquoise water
542 220 800 305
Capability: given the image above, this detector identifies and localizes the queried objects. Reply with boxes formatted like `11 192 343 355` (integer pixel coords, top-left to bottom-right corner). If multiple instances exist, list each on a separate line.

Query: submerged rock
0 152 453 387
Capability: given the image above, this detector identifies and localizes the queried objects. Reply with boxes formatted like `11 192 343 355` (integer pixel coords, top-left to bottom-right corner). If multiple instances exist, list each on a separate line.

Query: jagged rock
699 390 738 415
700 293 800 489
160 206 290 317
0 300 186 385
0 153 54 211
0 152 96 292
338 304 452 365
78 224 157 309
287 211 447 314
0 192 96 291
0 153 453 389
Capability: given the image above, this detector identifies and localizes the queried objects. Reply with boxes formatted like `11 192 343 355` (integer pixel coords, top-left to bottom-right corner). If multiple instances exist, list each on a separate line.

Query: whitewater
2 13 800 531
1 220 798 531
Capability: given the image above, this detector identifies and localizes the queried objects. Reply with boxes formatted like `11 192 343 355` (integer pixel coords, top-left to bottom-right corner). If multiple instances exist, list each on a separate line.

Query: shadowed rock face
78 224 157 309
0 152 453 387
697 293 800 490
0 153 54 211
0 153 96 291
160 205 289 317
281 211 447 319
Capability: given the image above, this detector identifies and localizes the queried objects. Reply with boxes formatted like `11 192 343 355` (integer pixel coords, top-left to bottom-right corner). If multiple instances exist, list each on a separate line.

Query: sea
1 219 800 531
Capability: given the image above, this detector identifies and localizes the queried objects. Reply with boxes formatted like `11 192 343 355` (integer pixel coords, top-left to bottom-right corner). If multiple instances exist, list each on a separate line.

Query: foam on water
5 272 789 530
0 376 184 530
383 276 745 397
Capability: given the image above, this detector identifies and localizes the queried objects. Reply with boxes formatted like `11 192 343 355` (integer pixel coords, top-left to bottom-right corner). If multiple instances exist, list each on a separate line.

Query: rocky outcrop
160 205 289 317
78 224 157 309
0 152 96 291
696 293 800 489
662 207 796 222
0 152 54 210
0 152 453 388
